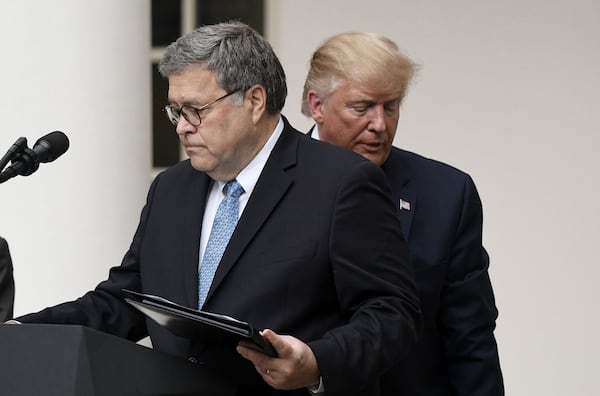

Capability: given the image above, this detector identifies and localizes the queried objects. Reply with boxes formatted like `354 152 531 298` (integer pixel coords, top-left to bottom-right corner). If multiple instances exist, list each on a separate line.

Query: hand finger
260 329 290 356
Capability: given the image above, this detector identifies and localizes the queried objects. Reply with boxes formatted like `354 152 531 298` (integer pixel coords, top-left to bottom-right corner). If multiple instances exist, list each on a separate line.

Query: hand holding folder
122 289 277 357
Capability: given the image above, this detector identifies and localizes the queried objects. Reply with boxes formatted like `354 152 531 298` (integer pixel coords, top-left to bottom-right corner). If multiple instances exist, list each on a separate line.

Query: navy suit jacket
379 147 503 396
19 119 421 396
0 236 15 322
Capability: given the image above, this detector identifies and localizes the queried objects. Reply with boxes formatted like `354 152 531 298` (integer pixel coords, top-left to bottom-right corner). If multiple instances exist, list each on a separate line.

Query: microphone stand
0 137 28 172
0 137 31 184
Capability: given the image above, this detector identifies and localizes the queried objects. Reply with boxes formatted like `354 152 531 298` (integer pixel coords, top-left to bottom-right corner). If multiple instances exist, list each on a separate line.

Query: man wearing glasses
13 22 421 395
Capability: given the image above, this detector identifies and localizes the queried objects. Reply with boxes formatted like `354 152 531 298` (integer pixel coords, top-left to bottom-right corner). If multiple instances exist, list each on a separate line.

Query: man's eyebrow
167 99 199 107
346 98 375 106
347 97 401 106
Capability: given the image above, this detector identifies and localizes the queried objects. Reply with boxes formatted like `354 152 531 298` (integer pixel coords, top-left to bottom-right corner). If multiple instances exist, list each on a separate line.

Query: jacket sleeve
308 160 422 396
441 175 504 395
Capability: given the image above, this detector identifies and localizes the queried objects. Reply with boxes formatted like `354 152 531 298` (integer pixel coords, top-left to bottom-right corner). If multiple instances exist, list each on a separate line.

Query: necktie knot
223 179 244 200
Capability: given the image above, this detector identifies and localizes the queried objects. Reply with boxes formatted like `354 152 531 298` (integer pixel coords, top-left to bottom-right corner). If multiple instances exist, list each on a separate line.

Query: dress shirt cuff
306 376 325 394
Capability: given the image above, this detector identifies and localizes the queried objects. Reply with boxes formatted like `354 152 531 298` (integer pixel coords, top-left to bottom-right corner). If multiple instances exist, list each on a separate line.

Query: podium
0 324 237 396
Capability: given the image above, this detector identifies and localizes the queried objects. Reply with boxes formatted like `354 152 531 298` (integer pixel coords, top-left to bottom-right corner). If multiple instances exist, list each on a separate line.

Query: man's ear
246 85 267 123
307 91 325 124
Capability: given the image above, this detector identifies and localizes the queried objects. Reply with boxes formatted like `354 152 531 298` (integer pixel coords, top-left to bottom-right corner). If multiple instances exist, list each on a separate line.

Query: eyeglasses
164 90 240 126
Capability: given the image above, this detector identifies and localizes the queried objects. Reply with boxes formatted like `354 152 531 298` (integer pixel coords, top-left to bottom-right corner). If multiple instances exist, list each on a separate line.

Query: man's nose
175 116 195 136
368 105 386 132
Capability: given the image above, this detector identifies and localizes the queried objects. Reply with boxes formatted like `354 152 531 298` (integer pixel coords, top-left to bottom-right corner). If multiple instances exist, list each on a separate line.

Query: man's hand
236 328 320 390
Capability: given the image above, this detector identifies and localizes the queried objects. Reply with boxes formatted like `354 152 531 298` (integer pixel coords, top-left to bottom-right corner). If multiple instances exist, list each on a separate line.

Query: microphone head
33 131 69 163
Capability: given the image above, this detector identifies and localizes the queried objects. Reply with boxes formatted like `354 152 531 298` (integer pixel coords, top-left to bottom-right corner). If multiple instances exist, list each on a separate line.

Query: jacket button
188 357 198 364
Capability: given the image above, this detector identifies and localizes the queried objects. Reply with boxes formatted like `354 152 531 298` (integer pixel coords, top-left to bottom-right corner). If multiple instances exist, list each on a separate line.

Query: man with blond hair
303 32 504 396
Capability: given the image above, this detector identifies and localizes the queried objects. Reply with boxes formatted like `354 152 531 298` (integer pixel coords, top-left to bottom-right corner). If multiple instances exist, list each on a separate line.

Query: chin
370 157 386 166
189 158 213 173
358 152 384 166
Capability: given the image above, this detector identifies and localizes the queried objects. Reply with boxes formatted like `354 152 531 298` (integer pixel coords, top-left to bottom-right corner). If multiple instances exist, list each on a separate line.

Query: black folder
122 289 277 357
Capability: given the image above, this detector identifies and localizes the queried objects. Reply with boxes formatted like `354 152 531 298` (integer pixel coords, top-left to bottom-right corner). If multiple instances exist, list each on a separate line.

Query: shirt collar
311 124 321 141
226 117 284 198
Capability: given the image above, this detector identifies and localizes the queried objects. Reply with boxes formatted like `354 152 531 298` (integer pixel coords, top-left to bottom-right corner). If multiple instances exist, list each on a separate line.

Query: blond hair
301 32 417 116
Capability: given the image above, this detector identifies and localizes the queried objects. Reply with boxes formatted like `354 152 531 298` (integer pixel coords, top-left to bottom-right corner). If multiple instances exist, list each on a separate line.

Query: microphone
0 131 69 184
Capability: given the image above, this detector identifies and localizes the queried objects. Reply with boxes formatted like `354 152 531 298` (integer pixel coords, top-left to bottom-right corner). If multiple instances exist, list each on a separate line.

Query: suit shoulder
299 132 373 167
280 118 376 171
387 147 476 184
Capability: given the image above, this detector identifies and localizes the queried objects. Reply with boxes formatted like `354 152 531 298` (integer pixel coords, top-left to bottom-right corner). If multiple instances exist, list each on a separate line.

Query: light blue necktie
198 179 245 309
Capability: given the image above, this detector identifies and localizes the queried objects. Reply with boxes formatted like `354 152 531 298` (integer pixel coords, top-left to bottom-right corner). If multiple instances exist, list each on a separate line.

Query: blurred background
0 1 598 395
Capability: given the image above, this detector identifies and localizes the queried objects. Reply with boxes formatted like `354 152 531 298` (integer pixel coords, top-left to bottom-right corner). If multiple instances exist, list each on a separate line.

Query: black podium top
0 323 236 396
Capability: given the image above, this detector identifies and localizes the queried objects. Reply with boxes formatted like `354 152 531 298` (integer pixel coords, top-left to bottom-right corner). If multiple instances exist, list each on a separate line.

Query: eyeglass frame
163 89 241 126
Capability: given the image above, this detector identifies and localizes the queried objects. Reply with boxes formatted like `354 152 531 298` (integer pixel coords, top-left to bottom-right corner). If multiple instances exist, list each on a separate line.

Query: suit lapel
395 187 416 240
181 171 213 308
382 151 416 240
204 124 297 303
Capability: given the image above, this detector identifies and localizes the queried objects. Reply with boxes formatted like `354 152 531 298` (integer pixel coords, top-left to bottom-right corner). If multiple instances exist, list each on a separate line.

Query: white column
0 0 151 314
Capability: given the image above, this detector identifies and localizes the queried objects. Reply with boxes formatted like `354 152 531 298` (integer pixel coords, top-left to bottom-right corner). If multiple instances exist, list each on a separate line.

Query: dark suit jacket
379 147 504 396
19 119 421 396
0 236 15 322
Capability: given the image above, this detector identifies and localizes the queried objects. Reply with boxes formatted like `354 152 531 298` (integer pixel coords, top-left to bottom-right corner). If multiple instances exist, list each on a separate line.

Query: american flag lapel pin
399 199 411 211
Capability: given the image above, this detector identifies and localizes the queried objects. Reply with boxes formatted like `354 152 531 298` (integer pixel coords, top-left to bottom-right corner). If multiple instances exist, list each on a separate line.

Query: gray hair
159 21 287 114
